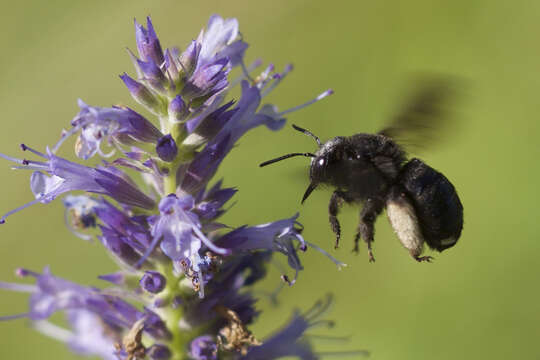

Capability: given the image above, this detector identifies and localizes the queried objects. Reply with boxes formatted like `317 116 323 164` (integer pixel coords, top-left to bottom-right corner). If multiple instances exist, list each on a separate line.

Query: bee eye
318 158 325 166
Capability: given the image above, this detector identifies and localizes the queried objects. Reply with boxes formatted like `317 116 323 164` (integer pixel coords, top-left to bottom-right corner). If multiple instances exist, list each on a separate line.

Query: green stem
155 263 185 360
155 115 197 359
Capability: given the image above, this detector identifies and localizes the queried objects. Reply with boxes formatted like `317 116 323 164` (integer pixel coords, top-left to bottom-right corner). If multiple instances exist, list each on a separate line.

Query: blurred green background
1 0 539 359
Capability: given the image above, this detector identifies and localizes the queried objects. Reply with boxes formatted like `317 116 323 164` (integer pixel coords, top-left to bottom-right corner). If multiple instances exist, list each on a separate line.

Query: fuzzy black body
396 158 463 252
307 133 463 261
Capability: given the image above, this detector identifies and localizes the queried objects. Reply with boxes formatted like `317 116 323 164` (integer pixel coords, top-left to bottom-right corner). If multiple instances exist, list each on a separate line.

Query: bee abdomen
397 158 463 252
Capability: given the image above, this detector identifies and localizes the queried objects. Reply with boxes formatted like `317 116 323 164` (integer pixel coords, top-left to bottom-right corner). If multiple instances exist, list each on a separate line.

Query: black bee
260 81 463 262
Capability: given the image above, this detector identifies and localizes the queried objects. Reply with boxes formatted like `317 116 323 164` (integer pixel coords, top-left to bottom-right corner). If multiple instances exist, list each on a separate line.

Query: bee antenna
259 152 316 167
292 124 321 147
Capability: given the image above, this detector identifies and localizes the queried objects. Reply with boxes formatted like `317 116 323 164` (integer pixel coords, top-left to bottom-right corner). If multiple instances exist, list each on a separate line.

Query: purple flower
99 224 143 266
190 335 218 360
0 268 133 325
185 100 236 142
94 199 153 249
168 95 187 122
145 194 229 265
218 214 345 285
70 99 163 160
194 180 237 221
35 310 118 360
180 133 231 194
176 40 200 77
182 57 230 101
137 57 168 91
62 195 101 240
0 147 155 223
1 268 171 336
120 73 165 114
181 252 265 330
147 344 172 359
140 271 166 294
134 17 164 66
198 15 239 67
156 134 178 162
98 272 126 285
180 81 287 193
240 296 367 360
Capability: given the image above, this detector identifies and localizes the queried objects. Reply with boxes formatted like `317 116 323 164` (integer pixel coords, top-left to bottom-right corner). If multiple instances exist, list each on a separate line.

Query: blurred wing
378 77 459 152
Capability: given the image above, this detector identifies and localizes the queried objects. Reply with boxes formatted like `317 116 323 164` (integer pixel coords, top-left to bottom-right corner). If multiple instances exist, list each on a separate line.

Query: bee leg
355 198 384 262
329 190 349 249
413 254 434 262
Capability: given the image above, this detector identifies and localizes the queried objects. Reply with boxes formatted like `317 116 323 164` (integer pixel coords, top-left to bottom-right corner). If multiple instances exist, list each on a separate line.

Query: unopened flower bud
156 134 178 162
179 40 200 77
137 58 167 92
120 73 163 114
134 17 164 66
168 95 186 122
190 336 217 360
140 271 166 293
147 344 172 360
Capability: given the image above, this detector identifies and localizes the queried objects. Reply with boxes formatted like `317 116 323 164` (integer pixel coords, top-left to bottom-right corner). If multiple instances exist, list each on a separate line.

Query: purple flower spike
190 335 218 360
140 271 166 294
134 17 165 66
156 134 178 162
0 14 348 360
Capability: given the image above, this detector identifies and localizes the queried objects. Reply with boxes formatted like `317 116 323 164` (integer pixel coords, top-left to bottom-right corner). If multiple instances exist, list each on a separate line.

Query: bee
260 80 463 262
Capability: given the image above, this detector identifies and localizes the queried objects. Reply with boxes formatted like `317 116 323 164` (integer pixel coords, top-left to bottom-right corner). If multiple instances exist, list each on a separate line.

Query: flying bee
260 80 463 262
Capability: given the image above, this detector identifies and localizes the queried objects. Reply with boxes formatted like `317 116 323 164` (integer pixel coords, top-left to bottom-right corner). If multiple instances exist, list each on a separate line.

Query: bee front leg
354 198 384 262
328 190 350 249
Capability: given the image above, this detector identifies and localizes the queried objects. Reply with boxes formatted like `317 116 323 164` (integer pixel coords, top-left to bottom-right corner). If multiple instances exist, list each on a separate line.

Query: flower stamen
278 88 334 116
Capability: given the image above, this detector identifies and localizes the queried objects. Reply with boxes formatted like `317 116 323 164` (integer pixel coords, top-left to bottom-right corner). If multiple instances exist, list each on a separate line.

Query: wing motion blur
378 77 460 153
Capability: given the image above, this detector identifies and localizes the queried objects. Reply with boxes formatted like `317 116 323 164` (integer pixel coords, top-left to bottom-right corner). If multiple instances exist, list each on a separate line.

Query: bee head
309 137 347 182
